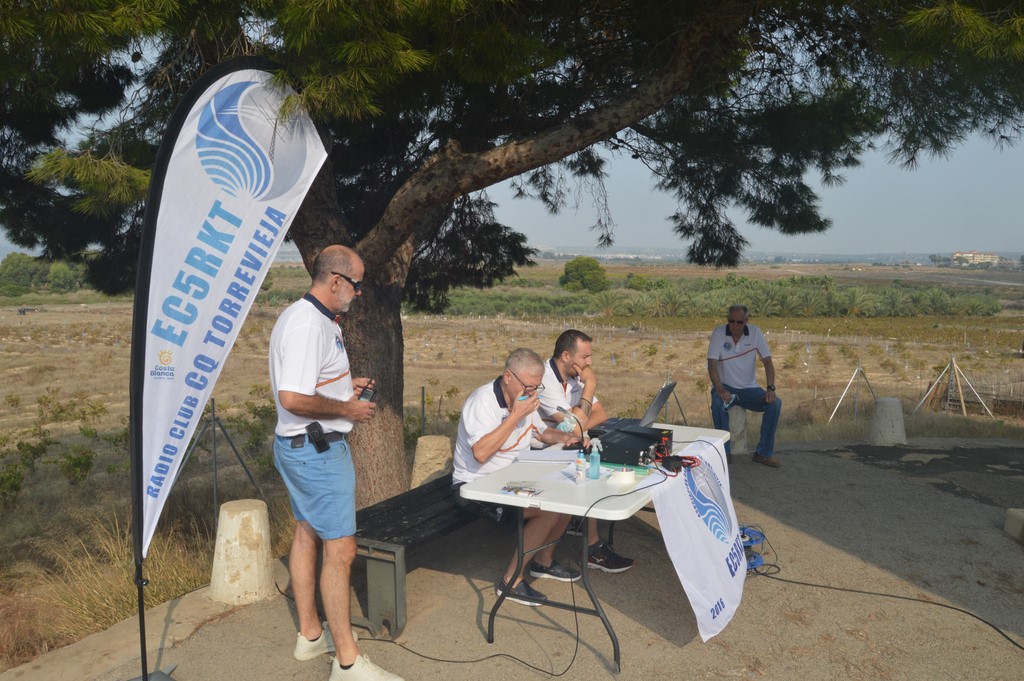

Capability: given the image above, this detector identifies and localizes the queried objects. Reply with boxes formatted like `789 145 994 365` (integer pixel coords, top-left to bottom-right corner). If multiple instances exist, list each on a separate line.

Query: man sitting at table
538 329 635 573
453 348 582 606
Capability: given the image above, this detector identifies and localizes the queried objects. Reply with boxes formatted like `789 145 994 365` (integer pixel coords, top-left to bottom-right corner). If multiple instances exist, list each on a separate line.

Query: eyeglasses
727 318 746 324
509 369 545 396
332 271 363 292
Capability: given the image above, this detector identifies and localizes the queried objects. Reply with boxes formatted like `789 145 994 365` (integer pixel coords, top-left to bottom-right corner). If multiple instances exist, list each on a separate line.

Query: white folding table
459 424 729 671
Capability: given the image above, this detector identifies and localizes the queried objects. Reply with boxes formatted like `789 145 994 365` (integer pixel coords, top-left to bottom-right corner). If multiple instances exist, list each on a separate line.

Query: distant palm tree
749 283 784 317
592 290 623 316
624 294 651 317
657 289 686 317
824 289 844 316
877 287 910 317
843 286 875 317
796 289 826 317
778 290 801 317
925 288 951 315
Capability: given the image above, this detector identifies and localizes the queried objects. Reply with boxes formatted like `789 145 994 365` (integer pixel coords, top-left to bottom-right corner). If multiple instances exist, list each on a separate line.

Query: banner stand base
126 664 177 681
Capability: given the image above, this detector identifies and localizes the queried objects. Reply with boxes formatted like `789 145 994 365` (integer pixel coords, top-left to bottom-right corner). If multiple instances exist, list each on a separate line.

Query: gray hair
728 304 748 318
504 348 544 375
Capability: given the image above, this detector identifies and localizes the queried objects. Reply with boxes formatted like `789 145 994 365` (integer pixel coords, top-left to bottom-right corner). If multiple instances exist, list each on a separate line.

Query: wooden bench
352 472 479 638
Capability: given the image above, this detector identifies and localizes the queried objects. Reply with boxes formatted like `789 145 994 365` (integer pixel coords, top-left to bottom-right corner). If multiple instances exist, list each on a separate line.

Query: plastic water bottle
575 454 587 484
723 393 738 411
588 449 601 479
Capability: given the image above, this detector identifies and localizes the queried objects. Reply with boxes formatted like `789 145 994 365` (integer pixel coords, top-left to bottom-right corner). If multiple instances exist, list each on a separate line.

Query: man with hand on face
270 245 403 681
453 348 582 606
538 329 635 573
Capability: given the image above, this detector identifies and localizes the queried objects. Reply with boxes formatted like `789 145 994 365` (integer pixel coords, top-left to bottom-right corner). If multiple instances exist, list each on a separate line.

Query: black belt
289 431 345 449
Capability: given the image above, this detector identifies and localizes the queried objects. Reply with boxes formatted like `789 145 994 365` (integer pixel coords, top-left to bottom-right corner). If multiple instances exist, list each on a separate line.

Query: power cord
744 525 1024 653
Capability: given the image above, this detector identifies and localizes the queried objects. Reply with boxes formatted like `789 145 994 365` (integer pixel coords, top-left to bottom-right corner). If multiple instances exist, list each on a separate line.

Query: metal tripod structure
174 398 264 532
913 356 995 419
828 366 877 423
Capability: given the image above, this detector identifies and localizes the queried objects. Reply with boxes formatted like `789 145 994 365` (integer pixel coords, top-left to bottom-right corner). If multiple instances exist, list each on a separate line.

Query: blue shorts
274 434 356 540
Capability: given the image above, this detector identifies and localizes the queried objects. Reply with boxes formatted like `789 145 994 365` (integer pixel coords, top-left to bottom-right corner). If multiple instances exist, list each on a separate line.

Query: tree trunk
343 239 413 507
288 159 414 505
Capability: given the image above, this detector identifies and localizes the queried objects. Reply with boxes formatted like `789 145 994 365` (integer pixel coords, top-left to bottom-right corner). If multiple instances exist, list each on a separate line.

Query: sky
2 134 1021 261
488 134 1024 256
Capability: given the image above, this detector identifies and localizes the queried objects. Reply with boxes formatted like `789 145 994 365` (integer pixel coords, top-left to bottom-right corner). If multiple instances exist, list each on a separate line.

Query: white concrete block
209 499 275 605
728 407 749 455
410 435 453 487
869 397 906 445
1005 508 1024 545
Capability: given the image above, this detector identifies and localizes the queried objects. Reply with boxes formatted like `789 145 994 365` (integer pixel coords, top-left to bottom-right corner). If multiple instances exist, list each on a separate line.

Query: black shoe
529 560 581 582
587 539 635 573
495 577 547 606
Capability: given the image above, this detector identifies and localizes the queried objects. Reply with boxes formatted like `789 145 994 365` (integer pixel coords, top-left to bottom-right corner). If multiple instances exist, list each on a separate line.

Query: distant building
952 250 999 266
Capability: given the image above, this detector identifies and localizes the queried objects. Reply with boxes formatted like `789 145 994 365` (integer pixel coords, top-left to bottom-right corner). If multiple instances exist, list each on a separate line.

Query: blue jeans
710 385 782 458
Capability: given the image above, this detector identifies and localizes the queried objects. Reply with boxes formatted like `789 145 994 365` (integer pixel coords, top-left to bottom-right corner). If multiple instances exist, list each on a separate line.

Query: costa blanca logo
150 350 175 379
723 341 732 351
195 79 309 201
683 458 733 543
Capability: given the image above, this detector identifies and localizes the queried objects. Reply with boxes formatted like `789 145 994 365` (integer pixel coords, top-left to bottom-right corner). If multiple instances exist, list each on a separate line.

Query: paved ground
4 438 1023 681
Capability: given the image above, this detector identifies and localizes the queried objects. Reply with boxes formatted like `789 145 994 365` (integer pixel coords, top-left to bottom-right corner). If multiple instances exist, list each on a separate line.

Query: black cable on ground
744 526 1024 654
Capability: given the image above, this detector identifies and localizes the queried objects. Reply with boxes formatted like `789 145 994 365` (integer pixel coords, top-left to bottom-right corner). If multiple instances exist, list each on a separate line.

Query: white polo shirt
538 358 599 430
453 378 547 484
707 323 771 389
270 295 355 436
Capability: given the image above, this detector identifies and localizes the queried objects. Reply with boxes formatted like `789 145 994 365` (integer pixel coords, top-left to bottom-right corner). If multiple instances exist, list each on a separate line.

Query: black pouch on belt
305 422 329 453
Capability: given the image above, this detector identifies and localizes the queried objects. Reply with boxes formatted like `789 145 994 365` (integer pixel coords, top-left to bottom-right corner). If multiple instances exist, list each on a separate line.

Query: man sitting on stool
707 304 782 467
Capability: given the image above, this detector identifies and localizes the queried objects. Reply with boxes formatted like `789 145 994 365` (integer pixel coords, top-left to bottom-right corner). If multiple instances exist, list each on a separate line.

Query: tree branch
357 2 755 269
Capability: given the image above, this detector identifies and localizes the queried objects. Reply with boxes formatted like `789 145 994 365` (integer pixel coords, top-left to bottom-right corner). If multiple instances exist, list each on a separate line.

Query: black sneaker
588 539 635 573
495 577 547 606
529 560 581 582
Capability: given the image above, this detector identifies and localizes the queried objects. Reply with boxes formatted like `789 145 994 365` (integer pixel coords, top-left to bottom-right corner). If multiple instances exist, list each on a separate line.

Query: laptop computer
590 382 676 466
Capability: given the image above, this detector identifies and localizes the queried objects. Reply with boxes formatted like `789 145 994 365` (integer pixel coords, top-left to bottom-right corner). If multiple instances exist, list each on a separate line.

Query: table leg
487 507 527 642
581 517 621 671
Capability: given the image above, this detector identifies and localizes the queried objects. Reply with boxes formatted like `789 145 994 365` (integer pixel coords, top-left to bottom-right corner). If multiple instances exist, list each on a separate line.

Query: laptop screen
638 381 677 426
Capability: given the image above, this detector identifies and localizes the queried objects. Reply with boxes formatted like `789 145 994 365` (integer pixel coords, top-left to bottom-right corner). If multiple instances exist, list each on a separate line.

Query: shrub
0 252 47 288
0 464 24 507
57 447 95 485
47 262 79 293
559 256 609 293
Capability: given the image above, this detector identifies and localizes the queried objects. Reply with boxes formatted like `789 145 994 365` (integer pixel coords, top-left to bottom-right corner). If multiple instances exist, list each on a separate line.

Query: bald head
312 245 362 284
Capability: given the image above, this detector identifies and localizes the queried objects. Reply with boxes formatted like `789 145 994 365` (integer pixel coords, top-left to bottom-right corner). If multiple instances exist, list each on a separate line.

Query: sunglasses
332 271 363 292
727 319 746 324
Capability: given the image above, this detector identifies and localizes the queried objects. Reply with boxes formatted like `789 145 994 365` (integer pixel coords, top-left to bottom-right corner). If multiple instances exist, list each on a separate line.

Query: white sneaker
294 622 357 660
329 655 404 681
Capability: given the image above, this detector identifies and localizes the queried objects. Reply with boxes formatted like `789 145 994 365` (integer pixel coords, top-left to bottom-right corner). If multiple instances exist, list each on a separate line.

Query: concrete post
728 407 749 455
1005 509 1024 545
209 499 274 605
410 435 453 488
869 397 907 445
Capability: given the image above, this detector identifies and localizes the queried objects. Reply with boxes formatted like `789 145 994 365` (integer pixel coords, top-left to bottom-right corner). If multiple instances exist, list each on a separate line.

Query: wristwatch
767 384 776 391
